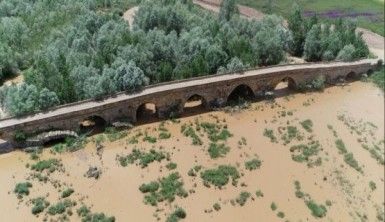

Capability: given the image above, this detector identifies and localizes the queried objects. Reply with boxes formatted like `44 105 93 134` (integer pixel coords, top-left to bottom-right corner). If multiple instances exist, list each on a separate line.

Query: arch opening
346 71 359 81
79 116 107 135
184 94 206 114
271 77 296 98
136 103 157 123
227 84 254 106
367 69 374 76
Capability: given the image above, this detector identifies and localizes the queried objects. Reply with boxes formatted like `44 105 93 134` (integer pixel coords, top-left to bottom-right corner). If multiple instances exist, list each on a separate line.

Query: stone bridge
0 59 379 147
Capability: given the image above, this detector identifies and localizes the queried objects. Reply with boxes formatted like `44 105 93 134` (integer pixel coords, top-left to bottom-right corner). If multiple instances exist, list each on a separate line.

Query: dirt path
122 6 138 28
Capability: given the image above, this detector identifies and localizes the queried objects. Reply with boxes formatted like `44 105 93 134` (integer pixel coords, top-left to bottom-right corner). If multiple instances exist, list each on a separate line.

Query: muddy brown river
0 81 383 222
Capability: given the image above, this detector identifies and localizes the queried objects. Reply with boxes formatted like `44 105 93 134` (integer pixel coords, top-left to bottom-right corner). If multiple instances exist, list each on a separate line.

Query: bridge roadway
0 59 379 146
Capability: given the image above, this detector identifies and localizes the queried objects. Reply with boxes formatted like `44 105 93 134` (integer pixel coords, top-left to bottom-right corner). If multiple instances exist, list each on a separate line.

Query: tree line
0 0 370 117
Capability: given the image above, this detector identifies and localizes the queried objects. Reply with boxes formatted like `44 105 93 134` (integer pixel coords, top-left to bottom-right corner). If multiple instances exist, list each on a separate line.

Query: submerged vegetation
200 165 240 188
139 172 188 206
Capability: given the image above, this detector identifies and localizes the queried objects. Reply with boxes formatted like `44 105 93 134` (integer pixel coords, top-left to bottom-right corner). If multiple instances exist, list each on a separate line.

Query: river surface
0 81 383 222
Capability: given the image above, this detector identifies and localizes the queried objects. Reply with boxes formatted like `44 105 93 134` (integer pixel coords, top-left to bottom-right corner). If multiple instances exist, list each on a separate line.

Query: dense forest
0 0 370 116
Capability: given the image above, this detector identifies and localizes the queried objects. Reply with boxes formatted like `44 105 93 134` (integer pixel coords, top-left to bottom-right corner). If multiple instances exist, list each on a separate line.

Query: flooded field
0 81 384 222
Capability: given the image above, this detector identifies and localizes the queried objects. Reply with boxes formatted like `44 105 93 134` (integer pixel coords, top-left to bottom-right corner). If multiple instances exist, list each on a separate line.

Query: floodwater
0 81 383 222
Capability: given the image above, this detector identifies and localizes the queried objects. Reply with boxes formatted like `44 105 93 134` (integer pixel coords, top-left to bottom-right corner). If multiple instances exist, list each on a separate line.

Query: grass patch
344 153 363 173
367 67 384 91
263 128 278 143
181 124 203 146
187 165 202 177
290 141 322 167
245 158 262 171
294 180 328 218
281 126 303 145
105 127 127 142
200 122 232 142
143 133 157 143
335 139 348 154
208 143 230 159
300 119 313 133
139 173 188 206
159 132 171 140
117 149 168 168
334 139 363 173
31 159 62 173
200 165 240 188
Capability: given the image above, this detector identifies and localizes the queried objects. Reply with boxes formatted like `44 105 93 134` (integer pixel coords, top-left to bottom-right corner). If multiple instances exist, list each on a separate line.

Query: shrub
200 165 240 188
369 181 377 191
77 205 90 217
255 190 264 197
61 188 75 198
335 139 347 154
166 207 186 222
118 149 167 168
48 200 74 215
139 182 160 193
208 143 230 159
236 192 251 206
306 200 327 218
277 212 285 218
14 182 32 197
166 162 177 170
263 129 277 143
245 158 262 171
31 197 50 215
213 203 221 211
300 119 313 133
271 202 277 211
141 173 188 206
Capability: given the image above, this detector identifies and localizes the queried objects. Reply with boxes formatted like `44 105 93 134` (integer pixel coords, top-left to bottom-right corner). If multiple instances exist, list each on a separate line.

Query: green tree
337 44 356 62
252 28 285 66
4 84 39 116
304 25 322 62
38 88 60 110
219 0 239 21
288 4 306 57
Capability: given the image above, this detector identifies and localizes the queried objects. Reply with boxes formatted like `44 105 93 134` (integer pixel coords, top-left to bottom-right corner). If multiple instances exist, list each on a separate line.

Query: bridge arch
345 71 359 81
227 84 255 104
273 77 297 90
136 102 158 122
183 94 207 113
367 69 374 76
79 115 107 134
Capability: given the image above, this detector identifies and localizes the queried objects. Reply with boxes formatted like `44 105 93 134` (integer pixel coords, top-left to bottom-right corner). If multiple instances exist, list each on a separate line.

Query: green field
238 0 385 36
